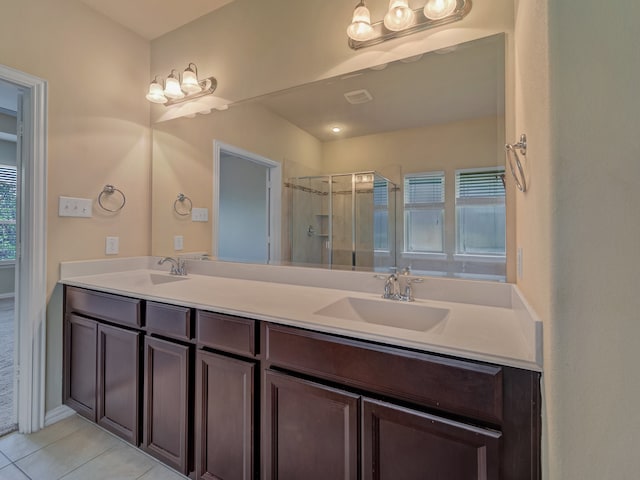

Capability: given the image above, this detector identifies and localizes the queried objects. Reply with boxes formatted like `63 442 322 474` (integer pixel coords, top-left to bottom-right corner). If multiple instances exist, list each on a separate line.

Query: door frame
212 141 282 263
0 64 48 433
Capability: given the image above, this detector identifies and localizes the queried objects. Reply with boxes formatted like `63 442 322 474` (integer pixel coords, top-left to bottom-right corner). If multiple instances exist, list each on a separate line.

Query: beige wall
548 1 640 478
516 0 640 478
0 0 151 411
152 102 323 256
513 1 553 477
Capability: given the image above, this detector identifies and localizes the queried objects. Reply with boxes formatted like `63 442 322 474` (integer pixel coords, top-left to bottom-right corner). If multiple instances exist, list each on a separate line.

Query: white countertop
59 257 542 371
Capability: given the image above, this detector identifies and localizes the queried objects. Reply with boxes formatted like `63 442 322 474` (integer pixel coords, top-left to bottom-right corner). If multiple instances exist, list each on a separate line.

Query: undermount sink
314 297 449 332
118 271 190 287
148 273 189 285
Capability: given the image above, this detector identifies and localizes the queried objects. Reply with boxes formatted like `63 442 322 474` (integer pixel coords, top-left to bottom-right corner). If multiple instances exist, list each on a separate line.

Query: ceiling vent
344 89 373 105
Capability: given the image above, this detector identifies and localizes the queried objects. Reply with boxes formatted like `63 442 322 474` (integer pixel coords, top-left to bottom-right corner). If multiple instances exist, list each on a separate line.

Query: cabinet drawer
146 302 192 341
66 286 141 328
196 311 256 356
264 323 503 424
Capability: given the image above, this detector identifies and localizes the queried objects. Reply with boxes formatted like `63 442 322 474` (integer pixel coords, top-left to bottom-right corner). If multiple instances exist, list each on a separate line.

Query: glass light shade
145 80 167 104
347 4 374 41
181 66 201 94
423 0 457 20
164 73 185 99
384 0 414 31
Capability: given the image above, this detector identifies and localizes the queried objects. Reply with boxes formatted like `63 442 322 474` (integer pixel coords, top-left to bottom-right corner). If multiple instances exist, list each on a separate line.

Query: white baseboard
44 405 75 426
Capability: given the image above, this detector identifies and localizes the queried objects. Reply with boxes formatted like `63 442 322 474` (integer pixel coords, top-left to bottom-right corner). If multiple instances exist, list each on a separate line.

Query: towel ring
505 134 528 192
174 193 192 216
98 184 126 212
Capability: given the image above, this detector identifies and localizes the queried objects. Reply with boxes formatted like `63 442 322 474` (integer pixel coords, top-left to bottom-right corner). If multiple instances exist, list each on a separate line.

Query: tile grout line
13 461 33 480
6 420 95 463
55 443 123 480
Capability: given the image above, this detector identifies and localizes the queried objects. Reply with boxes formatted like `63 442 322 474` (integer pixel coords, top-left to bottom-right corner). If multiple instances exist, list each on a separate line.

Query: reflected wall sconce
145 63 217 106
347 0 471 50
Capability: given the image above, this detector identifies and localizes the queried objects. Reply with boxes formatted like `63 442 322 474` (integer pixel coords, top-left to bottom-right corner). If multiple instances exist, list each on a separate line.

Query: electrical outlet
192 207 209 222
106 236 119 255
174 235 184 251
59 196 93 218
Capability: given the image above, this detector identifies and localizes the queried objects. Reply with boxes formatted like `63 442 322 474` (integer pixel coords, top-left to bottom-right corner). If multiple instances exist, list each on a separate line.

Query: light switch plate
517 247 523 280
59 196 93 218
192 207 208 222
174 235 184 251
106 236 119 255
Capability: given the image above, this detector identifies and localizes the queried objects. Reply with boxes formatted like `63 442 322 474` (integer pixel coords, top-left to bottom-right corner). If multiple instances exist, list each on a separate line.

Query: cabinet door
143 336 191 475
263 370 358 480
64 314 97 421
362 399 501 480
195 350 254 480
97 323 141 445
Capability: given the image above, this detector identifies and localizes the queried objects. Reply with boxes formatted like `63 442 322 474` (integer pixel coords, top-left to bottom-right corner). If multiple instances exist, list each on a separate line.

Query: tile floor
0 414 188 480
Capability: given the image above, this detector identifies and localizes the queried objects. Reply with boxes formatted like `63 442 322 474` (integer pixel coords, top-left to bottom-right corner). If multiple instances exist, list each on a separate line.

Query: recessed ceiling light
331 126 342 133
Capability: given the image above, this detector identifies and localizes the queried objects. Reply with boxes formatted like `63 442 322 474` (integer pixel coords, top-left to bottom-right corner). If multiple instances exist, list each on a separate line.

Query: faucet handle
400 277 423 302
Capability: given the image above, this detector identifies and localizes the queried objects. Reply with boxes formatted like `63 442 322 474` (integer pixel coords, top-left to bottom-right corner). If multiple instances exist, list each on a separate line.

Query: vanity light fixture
384 0 415 31
347 0 472 50
347 1 375 41
145 63 218 106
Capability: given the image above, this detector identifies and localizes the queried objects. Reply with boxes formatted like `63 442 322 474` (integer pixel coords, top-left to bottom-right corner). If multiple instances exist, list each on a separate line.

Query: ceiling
250 35 504 142
78 0 236 39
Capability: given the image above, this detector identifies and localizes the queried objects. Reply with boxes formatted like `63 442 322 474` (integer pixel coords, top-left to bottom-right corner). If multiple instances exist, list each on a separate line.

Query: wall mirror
151 33 507 281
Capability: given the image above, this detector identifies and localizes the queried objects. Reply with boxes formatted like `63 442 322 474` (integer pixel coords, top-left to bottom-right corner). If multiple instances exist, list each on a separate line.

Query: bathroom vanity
61 260 541 480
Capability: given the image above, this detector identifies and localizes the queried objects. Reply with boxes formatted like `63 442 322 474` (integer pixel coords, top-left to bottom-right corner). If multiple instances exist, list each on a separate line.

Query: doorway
0 79 19 435
212 141 282 263
0 64 47 435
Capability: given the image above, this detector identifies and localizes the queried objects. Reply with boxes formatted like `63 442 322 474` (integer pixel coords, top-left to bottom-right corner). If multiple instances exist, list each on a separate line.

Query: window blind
404 172 445 206
456 168 505 205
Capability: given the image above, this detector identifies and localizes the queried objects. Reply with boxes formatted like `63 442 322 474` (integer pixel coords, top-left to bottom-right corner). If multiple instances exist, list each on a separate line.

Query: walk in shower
289 171 396 271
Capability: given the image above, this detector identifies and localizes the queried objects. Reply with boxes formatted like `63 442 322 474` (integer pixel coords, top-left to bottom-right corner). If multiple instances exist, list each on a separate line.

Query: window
373 180 390 251
455 168 505 255
0 165 17 262
404 172 445 253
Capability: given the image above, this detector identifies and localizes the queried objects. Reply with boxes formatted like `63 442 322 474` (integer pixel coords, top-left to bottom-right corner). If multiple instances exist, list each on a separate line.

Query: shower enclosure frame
289 170 397 270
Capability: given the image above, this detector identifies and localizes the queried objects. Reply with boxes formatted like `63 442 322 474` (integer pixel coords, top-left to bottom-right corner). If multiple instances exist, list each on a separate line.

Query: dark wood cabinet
362 398 501 480
64 313 98 421
262 322 540 480
142 336 192 475
263 369 359 480
64 288 142 445
63 286 541 480
195 350 255 480
96 323 141 445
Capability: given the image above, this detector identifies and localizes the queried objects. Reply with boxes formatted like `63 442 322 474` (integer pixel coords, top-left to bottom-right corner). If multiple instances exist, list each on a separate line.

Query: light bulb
384 0 414 31
145 79 167 104
347 2 374 42
164 71 185 99
423 0 457 20
181 63 201 94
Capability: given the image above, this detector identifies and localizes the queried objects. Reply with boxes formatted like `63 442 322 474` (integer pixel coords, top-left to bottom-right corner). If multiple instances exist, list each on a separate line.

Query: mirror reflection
151 33 506 281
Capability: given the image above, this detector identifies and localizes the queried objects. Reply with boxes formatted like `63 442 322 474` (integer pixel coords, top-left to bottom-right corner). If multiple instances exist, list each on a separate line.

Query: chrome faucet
375 267 423 301
397 266 423 302
375 272 400 300
158 257 187 276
